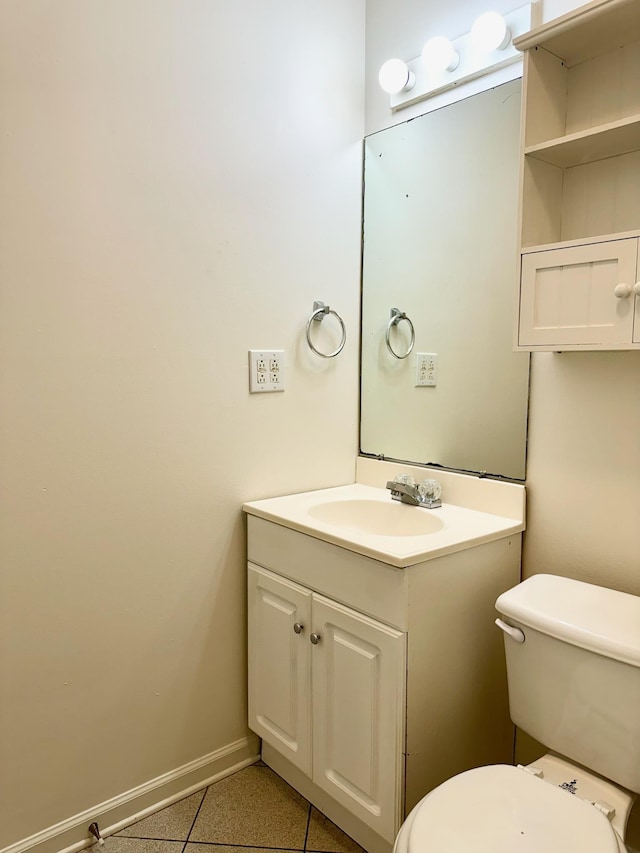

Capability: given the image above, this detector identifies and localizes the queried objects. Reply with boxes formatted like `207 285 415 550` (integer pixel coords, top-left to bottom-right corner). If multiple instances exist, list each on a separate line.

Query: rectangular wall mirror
360 78 530 480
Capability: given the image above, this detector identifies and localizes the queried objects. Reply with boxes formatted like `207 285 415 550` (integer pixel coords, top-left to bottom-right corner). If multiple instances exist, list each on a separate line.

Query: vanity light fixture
379 3 535 112
378 58 415 95
421 36 460 73
470 12 511 52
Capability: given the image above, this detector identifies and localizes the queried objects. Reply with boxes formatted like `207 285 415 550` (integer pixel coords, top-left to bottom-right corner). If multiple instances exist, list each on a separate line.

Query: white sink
243 482 525 567
307 498 445 537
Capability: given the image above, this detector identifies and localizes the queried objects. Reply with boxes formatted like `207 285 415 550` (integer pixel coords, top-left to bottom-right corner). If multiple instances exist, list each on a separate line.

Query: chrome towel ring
385 308 415 359
306 301 346 358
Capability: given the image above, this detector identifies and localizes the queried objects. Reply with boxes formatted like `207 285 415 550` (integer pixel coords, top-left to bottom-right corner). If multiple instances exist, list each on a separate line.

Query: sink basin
243 482 525 567
307 499 444 537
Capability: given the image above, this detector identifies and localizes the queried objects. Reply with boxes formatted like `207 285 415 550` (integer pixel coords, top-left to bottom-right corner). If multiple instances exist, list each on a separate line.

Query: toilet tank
496 574 640 794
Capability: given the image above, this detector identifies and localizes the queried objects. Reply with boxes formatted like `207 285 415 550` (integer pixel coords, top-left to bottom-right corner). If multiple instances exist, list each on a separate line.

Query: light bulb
470 12 511 51
421 36 460 73
378 59 415 95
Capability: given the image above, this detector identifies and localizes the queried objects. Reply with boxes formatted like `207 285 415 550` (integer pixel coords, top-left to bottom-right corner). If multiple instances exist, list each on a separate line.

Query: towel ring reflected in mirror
385 308 415 359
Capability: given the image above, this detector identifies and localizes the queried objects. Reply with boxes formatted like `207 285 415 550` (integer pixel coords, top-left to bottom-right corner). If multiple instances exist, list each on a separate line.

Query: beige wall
365 0 640 847
0 1 364 848
523 350 640 593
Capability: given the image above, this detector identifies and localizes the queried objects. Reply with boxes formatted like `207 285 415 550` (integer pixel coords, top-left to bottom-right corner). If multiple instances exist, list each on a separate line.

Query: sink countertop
243 482 525 568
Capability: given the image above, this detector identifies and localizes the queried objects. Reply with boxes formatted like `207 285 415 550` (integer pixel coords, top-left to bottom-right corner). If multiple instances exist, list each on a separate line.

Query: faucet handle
393 473 415 486
418 478 442 502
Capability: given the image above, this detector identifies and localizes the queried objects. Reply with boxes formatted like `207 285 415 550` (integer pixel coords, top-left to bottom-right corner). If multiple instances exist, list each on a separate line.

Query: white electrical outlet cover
415 352 438 387
249 350 285 393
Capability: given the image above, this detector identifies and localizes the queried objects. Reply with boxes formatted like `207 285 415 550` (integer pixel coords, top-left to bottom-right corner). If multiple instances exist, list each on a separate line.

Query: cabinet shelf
525 113 640 168
522 227 640 254
514 0 640 67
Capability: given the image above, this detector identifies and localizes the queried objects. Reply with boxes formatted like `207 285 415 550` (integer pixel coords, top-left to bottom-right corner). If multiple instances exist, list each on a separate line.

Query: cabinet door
311 594 406 843
519 238 638 347
248 564 312 775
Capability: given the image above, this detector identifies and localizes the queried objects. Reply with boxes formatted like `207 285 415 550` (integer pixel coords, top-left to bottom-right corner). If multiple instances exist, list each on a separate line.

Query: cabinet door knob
634 282 640 296
614 283 632 298
310 632 321 645
293 622 304 635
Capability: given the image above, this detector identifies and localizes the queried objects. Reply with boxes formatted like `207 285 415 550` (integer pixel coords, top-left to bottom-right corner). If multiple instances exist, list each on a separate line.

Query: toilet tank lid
496 574 640 668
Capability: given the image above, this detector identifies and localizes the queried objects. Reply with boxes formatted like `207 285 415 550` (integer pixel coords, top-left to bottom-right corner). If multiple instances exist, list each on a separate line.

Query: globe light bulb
378 59 415 95
470 12 511 51
421 36 460 73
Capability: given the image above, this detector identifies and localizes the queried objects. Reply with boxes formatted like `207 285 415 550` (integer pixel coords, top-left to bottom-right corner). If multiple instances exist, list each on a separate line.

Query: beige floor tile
185 846 295 853
116 790 206 840
189 764 310 848
306 807 365 853
93 839 183 853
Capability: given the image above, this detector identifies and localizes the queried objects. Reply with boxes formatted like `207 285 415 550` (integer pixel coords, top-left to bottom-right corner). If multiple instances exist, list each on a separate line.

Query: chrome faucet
386 478 442 509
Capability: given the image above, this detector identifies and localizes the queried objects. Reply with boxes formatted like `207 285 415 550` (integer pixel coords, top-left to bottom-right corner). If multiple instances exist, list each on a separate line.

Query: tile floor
94 763 365 853
89 760 640 853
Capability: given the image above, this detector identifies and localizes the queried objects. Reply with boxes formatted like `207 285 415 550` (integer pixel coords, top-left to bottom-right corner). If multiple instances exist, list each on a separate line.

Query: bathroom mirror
360 79 529 480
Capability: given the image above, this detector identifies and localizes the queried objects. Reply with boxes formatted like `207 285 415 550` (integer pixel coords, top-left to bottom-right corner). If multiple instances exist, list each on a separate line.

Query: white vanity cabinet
248 564 405 844
514 0 640 351
245 510 522 853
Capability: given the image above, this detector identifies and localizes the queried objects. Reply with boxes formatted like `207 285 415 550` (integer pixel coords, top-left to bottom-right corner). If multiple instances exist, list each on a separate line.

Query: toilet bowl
393 575 640 853
393 763 627 853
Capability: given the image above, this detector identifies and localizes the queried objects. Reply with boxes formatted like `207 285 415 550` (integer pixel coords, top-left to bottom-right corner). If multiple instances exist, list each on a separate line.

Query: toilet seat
404 765 623 853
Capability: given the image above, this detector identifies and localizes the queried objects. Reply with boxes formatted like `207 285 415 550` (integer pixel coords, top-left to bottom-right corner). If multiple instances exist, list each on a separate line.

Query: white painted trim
2 736 260 853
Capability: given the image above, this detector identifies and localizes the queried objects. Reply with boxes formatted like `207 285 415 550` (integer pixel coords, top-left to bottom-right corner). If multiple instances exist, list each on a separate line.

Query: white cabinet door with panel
311 594 405 843
248 566 312 775
248 564 405 844
519 238 639 348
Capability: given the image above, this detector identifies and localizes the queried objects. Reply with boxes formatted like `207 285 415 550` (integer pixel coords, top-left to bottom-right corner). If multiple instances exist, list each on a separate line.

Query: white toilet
394 573 640 853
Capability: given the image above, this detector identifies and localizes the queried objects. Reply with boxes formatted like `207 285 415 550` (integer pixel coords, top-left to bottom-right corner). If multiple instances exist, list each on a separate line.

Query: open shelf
521 227 640 254
525 113 640 168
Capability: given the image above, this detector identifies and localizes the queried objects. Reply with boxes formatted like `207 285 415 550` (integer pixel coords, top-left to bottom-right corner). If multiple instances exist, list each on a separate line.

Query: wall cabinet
246 514 521 853
514 0 640 350
248 565 405 843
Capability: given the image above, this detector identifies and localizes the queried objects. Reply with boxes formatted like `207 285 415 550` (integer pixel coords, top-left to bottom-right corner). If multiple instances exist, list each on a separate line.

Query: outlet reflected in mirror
360 79 529 480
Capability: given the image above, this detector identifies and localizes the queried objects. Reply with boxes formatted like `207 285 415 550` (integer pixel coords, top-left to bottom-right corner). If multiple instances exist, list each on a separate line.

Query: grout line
114 836 189 844
185 844 305 851
302 802 312 853
181 787 209 853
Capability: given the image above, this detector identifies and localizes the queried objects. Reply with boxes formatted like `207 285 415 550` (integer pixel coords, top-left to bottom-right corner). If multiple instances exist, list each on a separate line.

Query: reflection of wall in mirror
360 78 529 480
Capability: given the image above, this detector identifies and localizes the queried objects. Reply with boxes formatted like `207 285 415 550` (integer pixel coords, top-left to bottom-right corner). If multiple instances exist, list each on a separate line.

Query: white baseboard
2 736 260 853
